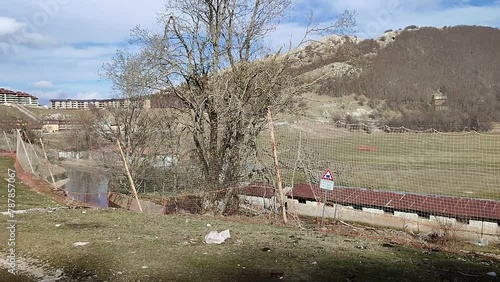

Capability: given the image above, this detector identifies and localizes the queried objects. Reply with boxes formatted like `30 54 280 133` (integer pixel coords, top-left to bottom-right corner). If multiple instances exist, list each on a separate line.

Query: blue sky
1 0 499 106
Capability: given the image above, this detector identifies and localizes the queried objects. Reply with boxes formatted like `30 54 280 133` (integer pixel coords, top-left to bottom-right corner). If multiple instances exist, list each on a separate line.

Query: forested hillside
298 26 500 131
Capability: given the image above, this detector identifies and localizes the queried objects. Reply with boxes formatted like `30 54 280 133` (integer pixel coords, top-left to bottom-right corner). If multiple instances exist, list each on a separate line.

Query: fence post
22 130 39 158
267 107 287 224
117 139 143 212
17 130 35 174
40 138 57 189
3 131 12 152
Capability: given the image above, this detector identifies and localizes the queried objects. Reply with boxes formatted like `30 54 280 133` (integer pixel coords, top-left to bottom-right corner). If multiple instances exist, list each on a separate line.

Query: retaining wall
287 199 500 243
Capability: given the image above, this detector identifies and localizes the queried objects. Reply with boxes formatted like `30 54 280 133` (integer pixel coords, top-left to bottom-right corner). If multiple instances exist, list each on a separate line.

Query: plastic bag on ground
205 229 231 244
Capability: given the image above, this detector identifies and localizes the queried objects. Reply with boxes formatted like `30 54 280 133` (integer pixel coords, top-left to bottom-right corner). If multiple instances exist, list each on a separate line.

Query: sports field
257 124 500 200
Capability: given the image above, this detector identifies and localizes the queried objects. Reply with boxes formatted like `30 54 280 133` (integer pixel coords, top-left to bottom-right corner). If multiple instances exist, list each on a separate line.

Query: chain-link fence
0 131 15 153
1 130 108 208
252 121 500 238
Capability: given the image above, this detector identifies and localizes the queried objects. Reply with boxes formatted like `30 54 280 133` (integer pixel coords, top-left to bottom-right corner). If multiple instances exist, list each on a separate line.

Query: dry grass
0 208 498 281
0 158 498 281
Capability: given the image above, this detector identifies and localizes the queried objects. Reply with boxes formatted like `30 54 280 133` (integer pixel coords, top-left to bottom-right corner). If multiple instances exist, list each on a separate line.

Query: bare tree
63 110 100 151
105 0 356 214
98 51 180 192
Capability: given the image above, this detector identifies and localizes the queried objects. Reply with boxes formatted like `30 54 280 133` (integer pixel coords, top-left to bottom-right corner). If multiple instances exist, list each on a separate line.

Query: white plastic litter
205 229 231 244
487 272 497 277
73 242 90 247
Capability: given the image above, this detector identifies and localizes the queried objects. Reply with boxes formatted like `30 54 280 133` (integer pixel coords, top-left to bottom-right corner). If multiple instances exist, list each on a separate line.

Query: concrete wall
108 193 164 215
58 151 87 160
286 199 500 243
108 191 500 243
238 195 275 210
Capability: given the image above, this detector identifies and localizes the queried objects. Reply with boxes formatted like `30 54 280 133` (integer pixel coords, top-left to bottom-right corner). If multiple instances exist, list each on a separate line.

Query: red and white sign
321 169 334 181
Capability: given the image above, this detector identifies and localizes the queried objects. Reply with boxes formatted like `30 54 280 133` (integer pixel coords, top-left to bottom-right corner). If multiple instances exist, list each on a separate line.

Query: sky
1 0 499 106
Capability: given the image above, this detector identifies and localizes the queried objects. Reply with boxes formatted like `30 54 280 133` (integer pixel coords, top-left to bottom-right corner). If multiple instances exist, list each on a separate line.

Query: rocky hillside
293 25 500 131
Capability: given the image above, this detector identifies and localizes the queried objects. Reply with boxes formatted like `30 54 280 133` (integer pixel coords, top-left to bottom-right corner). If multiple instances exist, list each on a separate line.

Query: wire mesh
255 122 500 225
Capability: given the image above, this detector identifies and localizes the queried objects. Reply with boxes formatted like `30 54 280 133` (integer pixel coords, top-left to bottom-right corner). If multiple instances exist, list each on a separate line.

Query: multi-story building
49 92 186 110
49 98 128 110
0 88 39 106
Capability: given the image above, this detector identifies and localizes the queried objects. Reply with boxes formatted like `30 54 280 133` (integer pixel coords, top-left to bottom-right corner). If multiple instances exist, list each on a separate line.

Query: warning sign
320 169 334 190
322 169 334 181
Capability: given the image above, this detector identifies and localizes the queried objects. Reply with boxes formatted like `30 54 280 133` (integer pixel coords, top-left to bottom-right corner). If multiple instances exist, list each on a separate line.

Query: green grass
0 269 34 282
0 208 499 281
0 173 497 281
256 125 500 200
0 157 62 211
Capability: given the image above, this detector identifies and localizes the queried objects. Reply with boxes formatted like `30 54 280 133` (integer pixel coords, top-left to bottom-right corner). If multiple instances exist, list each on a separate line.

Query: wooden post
17 130 35 174
267 107 287 224
22 130 39 158
117 139 143 212
3 131 12 152
40 138 57 189
321 190 327 228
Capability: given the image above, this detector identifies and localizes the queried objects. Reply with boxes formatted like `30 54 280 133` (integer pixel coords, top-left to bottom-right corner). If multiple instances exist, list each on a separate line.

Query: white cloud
34 80 53 88
30 89 67 100
289 0 500 38
0 17 25 36
0 17 59 54
13 32 58 48
75 92 104 100
2 0 165 44
269 22 310 51
1 1 500 106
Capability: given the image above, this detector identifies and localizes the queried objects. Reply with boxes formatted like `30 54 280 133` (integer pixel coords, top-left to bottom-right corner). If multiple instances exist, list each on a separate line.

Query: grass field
1 208 500 281
1 156 500 281
256 124 500 200
0 157 62 211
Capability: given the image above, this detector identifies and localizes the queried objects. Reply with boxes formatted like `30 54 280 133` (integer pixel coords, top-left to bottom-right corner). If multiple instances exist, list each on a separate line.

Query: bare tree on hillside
97 51 181 192
63 111 101 151
104 0 356 214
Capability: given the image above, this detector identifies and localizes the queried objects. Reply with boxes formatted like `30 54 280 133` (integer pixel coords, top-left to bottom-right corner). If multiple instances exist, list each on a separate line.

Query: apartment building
50 98 128 109
0 88 39 106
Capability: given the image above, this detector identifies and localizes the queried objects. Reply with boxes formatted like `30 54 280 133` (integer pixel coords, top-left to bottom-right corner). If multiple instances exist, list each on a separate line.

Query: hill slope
296 25 500 131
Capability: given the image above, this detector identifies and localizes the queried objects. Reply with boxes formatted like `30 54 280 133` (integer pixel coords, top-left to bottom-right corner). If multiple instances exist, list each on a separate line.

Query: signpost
320 169 334 227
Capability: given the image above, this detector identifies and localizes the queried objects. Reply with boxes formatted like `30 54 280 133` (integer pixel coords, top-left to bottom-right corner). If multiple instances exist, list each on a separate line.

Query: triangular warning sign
322 169 333 181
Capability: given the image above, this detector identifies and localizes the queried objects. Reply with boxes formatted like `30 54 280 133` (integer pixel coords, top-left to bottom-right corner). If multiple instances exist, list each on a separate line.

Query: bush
345 114 358 124
385 109 492 132
332 114 343 122
404 25 418 30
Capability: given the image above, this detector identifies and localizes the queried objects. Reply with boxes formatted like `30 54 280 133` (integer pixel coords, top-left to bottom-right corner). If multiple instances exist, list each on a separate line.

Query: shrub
345 114 358 124
404 25 418 30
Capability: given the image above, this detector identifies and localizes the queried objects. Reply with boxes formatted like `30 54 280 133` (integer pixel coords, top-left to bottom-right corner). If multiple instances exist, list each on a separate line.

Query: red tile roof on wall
236 182 275 198
286 183 500 221
0 88 38 100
